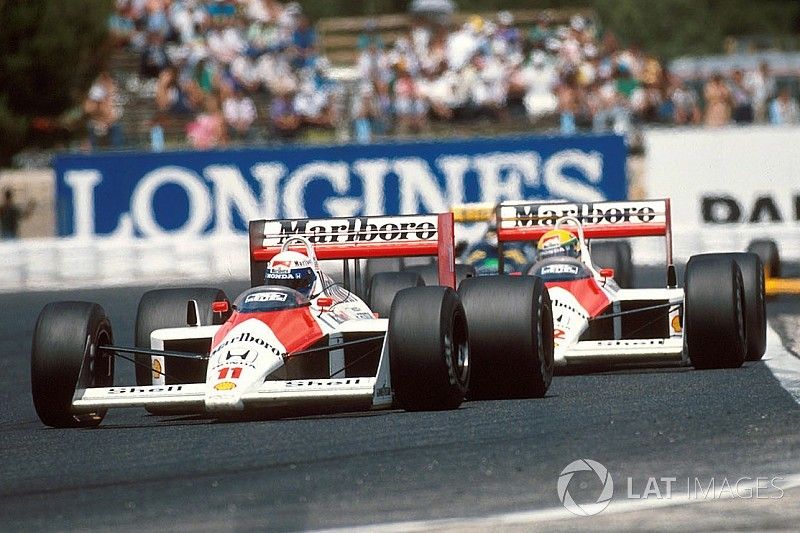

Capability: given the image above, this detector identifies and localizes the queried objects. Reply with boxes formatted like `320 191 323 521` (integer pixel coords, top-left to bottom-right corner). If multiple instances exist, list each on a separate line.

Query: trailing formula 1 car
451 201 635 287
494 199 767 369
746 239 800 296
31 213 554 428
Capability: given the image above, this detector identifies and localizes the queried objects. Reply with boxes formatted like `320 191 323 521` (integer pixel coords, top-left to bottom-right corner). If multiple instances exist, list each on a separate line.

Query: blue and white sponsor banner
54 134 627 237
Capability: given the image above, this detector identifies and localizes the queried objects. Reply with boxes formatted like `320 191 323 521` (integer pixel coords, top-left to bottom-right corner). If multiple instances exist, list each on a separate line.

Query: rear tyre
403 263 477 288
31 302 115 428
747 239 780 278
388 286 469 410
364 258 403 279
591 241 634 288
684 255 747 369
135 287 228 414
367 271 423 318
714 253 766 361
458 276 554 399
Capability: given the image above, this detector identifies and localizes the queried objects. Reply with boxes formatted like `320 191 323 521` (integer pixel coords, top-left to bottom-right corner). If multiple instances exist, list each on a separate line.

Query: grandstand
316 8 594 66
105 6 594 150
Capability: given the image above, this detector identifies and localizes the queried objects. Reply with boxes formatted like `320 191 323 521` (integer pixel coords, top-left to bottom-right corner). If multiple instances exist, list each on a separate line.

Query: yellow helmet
537 229 580 260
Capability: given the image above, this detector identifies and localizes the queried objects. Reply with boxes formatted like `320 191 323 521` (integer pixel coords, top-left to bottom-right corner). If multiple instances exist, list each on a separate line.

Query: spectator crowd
102 0 340 150
86 0 800 151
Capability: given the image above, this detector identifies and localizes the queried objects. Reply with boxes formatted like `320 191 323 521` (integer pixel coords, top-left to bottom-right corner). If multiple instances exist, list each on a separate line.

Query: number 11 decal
217 367 242 379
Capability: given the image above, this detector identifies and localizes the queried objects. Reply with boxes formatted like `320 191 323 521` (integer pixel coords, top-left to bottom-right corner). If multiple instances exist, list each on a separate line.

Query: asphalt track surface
1 266 799 532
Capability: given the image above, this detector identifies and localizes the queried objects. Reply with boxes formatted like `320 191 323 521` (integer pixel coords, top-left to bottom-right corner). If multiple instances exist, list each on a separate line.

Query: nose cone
205 318 286 412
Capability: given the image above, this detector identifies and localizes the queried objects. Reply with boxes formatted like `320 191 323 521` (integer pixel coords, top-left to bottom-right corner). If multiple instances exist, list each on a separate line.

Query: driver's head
265 250 317 298
537 228 580 260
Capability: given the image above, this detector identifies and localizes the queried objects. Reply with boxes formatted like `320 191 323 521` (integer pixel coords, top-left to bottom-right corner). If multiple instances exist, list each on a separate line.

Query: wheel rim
75 327 112 424
444 331 469 387
735 277 745 350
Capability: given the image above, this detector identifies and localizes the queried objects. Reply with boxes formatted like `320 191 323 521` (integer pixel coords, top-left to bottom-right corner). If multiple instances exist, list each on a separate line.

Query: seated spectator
747 61 776 123
592 75 630 134
703 73 732 127
108 1 137 48
192 57 218 98
357 35 392 86
630 81 663 124
246 18 283 55
470 46 510 120
155 65 195 115
83 70 125 150
730 69 754 124
230 54 262 93
351 83 378 144
419 66 456 120
769 87 800 124
206 0 236 21
393 66 428 134
145 0 170 39
294 77 334 128
447 16 485 71
140 30 170 78
257 52 298 96
269 85 301 139
493 11 523 62
668 74 701 125
520 51 558 121
290 14 317 69
205 15 247 65
556 78 579 135
187 94 227 149
222 85 258 141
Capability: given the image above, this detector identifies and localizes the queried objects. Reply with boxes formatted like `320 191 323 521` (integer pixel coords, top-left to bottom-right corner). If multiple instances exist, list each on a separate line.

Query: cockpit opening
234 286 310 313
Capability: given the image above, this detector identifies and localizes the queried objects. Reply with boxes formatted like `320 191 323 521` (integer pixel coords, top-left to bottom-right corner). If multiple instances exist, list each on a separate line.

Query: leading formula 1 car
31 213 554 428
495 199 767 369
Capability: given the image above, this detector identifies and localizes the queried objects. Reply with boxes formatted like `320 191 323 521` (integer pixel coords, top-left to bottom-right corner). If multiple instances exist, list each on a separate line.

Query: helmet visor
265 266 316 297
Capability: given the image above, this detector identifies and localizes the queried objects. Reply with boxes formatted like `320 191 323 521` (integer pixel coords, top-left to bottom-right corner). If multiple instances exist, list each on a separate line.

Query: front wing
73 377 393 412
558 337 685 366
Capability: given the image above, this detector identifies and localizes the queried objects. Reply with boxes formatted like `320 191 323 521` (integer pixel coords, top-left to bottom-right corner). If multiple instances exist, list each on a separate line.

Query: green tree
0 0 113 167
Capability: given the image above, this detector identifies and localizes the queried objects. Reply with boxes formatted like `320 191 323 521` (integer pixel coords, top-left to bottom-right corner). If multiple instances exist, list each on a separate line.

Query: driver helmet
265 250 317 298
537 228 580 260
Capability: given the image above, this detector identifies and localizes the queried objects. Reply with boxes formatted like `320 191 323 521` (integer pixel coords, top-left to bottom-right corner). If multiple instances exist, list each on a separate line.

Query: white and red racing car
31 213 554 428
495 199 767 369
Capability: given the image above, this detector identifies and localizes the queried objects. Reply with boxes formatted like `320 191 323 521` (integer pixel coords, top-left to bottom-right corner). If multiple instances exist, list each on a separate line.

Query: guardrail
3 225 797 292
0 236 248 292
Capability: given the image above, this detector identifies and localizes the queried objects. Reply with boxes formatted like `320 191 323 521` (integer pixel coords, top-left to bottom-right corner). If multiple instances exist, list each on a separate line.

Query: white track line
318 325 800 533
764 324 800 405
318 475 800 532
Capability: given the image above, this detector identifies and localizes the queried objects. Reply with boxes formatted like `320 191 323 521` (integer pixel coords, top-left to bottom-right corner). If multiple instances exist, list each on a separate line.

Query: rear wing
248 214 457 288
496 199 676 282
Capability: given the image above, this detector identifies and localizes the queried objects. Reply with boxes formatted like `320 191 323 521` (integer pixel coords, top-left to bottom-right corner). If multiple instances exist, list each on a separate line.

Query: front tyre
714 252 766 361
458 276 554 399
388 286 469 411
684 255 747 369
31 302 115 428
747 239 780 278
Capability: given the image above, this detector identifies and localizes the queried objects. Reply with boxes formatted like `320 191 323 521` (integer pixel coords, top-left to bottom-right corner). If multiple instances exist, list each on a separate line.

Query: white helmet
265 250 317 298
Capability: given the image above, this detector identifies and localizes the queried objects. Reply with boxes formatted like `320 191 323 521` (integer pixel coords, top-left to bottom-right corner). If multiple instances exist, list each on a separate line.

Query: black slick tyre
458 275 554 399
684 255 747 369
31 302 115 428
